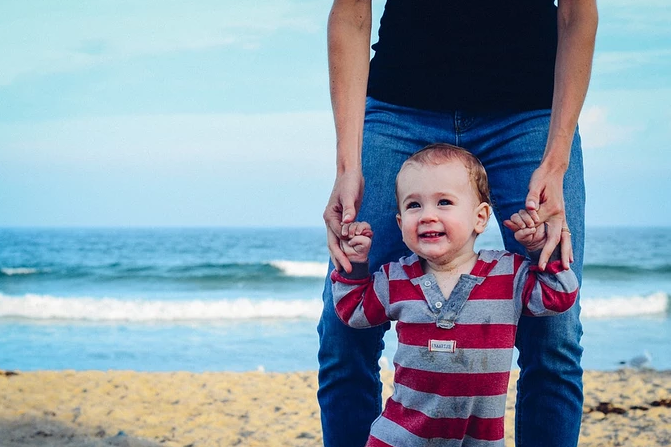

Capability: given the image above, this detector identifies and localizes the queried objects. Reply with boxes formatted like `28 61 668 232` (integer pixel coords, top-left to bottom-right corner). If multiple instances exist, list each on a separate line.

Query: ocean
1 226 670 373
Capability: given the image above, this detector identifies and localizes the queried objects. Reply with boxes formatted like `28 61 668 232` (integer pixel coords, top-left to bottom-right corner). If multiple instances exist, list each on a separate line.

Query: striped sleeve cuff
338 262 370 280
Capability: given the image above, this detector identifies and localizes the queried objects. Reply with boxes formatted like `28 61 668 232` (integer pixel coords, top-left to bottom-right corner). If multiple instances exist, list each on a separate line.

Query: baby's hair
398 143 492 206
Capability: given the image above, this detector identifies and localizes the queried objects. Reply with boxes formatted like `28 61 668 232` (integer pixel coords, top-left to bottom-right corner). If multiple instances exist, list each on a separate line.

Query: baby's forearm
521 250 579 317
331 263 392 328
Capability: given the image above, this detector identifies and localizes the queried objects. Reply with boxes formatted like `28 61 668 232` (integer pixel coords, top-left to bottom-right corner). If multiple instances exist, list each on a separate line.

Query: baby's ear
396 213 403 230
474 203 491 234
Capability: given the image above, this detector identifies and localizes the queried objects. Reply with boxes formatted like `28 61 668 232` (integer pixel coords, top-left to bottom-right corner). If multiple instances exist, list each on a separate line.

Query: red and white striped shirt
331 249 578 447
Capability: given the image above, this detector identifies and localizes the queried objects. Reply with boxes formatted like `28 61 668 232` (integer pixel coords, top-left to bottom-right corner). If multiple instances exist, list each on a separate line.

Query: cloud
0 1 326 85
593 49 671 75
606 0 670 9
578 105 639 150
600 1 671 36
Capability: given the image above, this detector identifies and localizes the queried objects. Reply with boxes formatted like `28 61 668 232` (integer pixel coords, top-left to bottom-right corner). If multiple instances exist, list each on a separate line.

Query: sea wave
583 263 671 276
4 261 667 283
1 267 40 276
1 292 667 323
580 292 669 318
0 261 328 282
0 293 323 322
269 260 328 278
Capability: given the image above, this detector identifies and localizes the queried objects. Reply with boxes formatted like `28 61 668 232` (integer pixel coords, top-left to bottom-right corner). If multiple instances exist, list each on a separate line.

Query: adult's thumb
341 205 356 224
525 190 539 211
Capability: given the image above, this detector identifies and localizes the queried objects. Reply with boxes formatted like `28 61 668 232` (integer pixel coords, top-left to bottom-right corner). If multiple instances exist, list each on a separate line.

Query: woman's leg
463 109 585 447
317 98 455 446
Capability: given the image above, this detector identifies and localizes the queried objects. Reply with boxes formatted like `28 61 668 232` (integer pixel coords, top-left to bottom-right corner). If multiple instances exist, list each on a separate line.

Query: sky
0 0 669 228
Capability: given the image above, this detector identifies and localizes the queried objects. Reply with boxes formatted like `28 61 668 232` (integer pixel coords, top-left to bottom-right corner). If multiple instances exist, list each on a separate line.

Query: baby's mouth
419 232 445 239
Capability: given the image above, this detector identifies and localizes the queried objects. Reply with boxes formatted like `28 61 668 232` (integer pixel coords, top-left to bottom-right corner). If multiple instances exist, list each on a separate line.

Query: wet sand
1 369 670 446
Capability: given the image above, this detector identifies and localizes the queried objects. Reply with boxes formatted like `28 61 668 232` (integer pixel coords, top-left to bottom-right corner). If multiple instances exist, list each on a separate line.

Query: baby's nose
419 208 438 222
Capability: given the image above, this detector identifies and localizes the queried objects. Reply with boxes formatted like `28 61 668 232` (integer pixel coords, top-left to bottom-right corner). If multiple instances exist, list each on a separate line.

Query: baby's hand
339 221 373 264
503 209 546 252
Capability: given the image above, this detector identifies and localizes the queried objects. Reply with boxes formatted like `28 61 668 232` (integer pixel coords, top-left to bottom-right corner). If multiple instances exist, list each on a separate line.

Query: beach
1 228 670 446
2 369 670 447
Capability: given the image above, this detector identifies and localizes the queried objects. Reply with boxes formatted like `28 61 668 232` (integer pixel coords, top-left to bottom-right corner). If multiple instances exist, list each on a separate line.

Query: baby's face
396 159 488 266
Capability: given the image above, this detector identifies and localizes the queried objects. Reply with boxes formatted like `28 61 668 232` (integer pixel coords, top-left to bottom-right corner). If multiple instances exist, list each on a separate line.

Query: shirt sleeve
330 262 392 328
514 249 579 317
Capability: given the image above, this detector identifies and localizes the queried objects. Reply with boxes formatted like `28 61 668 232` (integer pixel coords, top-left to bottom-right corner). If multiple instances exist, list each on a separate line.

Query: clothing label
428 339 456 353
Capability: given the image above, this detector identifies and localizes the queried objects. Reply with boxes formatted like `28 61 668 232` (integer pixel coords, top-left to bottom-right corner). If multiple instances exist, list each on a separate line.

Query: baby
331 143 579 446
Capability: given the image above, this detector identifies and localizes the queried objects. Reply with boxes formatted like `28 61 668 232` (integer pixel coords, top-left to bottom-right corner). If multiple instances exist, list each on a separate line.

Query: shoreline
1 369 670 446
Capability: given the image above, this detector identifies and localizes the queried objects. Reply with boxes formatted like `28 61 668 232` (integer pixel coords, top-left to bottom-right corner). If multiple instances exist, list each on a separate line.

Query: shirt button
424 280 431 287
435 302 443 309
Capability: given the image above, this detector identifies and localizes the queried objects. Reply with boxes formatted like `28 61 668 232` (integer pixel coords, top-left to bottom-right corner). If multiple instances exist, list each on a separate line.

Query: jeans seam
516 377 524 447
453 111 461 146
373 324 387 413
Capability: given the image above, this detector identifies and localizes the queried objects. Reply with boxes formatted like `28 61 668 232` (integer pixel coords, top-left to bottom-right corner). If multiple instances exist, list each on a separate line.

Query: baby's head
396 143 492 208
394 143 492 266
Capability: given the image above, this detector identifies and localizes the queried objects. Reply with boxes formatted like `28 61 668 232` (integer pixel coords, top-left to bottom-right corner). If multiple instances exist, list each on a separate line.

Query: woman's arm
323 0 372 273
526 0 598 270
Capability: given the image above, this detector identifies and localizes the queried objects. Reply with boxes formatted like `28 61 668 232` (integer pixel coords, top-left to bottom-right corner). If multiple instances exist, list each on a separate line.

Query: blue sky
1 0 669 228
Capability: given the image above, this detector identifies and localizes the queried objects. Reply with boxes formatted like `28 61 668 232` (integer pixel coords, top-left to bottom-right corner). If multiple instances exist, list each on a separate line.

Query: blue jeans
317 98 585 447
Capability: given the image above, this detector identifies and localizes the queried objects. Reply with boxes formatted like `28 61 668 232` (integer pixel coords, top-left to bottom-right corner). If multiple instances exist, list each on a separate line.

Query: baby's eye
406 201 420 209
438 199 452 206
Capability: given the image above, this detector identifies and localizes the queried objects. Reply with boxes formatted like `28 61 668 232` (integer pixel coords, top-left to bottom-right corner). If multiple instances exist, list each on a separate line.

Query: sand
1 368 670 447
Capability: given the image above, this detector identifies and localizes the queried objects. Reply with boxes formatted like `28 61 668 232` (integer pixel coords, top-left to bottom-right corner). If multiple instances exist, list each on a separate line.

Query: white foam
1 267 40 276
0 293 323 322
270 260 328 278
580 292 669 318
1 292 667 322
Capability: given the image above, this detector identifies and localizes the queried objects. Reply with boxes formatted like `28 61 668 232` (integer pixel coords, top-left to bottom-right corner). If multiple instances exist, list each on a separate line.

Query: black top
367 0 559 112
